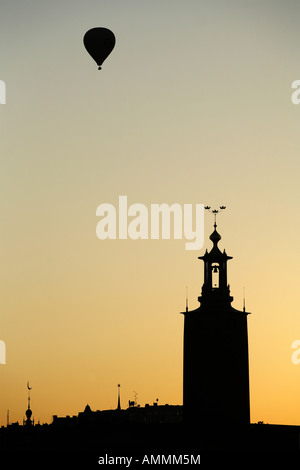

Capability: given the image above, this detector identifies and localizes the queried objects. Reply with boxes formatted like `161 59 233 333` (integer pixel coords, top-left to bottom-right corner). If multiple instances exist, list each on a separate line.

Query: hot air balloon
83 27 116 70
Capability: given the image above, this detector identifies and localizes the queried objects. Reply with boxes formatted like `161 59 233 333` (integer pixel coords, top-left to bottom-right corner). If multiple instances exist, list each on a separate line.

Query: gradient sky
0 0 300 426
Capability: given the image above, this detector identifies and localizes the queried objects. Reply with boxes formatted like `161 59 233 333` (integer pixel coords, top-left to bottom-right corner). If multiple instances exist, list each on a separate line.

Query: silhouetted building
4 214 300 456
183 218 250 428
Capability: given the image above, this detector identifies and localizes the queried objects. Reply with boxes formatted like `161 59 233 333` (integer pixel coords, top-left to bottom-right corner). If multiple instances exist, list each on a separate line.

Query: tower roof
183 206 250 315
199 225 232 261
209 228 221 245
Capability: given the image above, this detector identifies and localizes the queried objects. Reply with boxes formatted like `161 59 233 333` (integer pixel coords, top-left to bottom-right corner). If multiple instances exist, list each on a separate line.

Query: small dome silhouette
209 229 221 245
84 404 92 413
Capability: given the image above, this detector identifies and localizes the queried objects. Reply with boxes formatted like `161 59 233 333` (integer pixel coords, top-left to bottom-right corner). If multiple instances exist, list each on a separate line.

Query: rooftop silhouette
1 211 299 457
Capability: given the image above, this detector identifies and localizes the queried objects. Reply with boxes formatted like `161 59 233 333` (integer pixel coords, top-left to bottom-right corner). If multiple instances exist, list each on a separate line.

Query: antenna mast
186 286 188 313
117 384 121 411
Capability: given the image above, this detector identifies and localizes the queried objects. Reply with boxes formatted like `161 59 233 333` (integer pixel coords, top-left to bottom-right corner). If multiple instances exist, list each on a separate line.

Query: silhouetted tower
183 207 250 428
24 382 34 427
117 384 121 411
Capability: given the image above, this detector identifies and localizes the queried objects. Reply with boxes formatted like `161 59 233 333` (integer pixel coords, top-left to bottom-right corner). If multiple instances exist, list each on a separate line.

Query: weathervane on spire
204 206 226 229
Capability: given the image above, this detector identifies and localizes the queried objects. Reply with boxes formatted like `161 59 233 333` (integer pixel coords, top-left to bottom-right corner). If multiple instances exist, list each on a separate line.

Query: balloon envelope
83 27 116 70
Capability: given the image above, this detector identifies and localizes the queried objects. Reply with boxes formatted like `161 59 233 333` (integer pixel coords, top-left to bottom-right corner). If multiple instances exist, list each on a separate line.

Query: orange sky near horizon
0 0 300 427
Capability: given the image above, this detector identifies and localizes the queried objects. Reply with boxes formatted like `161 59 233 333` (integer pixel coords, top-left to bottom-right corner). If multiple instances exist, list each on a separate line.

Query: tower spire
198 205 232 306
25 381 33 426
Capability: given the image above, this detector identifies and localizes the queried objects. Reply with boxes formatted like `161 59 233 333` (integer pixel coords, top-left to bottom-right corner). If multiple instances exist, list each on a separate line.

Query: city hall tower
183 208 250 428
